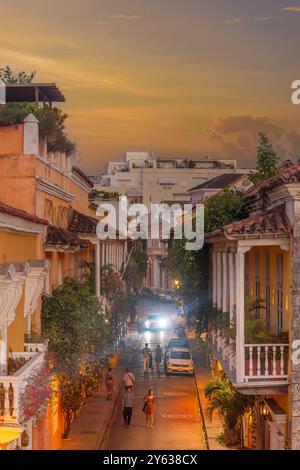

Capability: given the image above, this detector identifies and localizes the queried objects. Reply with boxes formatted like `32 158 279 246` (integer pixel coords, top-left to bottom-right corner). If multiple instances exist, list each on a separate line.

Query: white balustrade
244 344 289 383
0 351 45 423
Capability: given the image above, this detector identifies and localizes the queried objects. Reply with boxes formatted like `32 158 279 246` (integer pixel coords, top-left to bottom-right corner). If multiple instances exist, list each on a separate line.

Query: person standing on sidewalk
122 367 135 389
143 388 155 428
154 345 163 373
122 386 134 428
142 343 152 373
105 368 115 400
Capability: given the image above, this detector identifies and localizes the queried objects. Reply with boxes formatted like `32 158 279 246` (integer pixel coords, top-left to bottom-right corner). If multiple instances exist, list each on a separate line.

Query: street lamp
260 402 268 418
174 279 180 289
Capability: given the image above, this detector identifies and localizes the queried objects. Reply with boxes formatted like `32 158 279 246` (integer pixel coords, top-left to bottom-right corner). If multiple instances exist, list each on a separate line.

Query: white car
166 347 194 375
144 313 170 330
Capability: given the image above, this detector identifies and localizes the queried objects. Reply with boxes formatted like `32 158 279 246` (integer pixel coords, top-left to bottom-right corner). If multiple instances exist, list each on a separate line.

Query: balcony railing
0 350 45 424
244 344 289 383
209 330 289 386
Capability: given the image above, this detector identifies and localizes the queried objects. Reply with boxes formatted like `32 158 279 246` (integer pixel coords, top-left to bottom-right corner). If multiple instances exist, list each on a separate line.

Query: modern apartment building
91 152 250 292
92 152 249 207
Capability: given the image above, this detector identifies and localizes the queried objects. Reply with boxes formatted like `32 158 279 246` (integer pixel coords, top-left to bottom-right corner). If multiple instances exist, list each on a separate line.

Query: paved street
102 302 205 450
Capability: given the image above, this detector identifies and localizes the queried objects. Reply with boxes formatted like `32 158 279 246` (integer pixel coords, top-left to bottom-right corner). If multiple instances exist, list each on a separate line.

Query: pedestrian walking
142 343 152 373
122 367 135 389
143 388 155 428
122 386 134 428
149 350 153 370
154 345 163 372
105 368 114 400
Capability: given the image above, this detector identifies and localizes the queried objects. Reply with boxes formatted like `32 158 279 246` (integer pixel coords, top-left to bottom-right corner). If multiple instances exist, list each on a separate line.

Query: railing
244 344 289 383
24 340 48 353
0 351 45 424
209 329 289 386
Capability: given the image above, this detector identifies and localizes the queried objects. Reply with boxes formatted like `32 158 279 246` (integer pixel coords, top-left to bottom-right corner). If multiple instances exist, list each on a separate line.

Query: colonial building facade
0 110 128 449
206 161 300 450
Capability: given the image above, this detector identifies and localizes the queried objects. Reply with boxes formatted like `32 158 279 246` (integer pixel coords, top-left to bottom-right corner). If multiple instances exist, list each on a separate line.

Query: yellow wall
0 232 36 263
0 230 41 351
247 245 291 335
7 294 26 353
246 245 291 427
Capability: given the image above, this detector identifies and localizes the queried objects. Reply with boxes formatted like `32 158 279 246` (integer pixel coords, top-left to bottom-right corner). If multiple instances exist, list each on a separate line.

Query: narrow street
102 301 205 450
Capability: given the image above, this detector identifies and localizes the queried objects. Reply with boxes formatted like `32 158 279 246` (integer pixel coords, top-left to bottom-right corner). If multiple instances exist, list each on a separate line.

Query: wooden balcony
209 330 289 393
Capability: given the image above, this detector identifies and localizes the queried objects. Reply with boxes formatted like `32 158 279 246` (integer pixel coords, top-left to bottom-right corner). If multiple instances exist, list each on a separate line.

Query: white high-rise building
92 152 248 207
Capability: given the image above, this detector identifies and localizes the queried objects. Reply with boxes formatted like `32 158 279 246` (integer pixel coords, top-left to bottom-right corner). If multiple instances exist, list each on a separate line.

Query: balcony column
116 244 120 270
216 251 222 351
216 251 222 309
228 251 235 371
222 252 228 313
0 325 7 375
109 243 113 265
101 244 105 268
212 251 217 306
235 248 248 383
95 241 101 300
222 252 228 360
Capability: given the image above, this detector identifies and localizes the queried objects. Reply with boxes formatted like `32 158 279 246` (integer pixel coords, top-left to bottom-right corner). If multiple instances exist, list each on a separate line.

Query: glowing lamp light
260 402 268 417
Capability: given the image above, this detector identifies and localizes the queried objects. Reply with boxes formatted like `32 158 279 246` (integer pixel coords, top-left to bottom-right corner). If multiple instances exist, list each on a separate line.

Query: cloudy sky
1 0 300 172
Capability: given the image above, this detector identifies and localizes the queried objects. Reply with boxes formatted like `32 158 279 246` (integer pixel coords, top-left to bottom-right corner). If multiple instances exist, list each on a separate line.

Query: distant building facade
92 152 249 207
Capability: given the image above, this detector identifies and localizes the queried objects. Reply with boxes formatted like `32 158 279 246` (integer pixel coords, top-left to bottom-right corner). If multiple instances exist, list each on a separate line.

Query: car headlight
145 321 150 327
159 318 168 328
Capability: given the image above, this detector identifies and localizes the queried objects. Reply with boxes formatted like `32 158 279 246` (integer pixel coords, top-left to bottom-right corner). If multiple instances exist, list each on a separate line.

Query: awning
4 83 65 103
0 425 22 445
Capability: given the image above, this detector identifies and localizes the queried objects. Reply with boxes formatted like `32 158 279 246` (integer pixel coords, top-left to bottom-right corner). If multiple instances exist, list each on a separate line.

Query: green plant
42 277 108 367
249 133 280 185
205 375 255 447
0 65 36 84
0 66 76 155
60 372 85 438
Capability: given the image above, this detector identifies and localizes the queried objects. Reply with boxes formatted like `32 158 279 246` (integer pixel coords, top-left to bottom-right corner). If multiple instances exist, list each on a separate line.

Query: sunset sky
1 0 300 173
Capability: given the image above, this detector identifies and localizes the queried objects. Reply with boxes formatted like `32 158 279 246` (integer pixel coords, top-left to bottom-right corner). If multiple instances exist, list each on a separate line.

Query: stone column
95 241 101 300
235 249 246 383
228 251 236 371
216 252 222 309
212 251 217 306
58 256 62 286
0 325 7 375
23 114 39 155
0 79 5 105
222 252 228 313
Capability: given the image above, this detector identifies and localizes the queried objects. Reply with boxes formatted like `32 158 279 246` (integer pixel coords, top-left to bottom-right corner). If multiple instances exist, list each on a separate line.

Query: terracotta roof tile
45 225 89 249
68 210 98 234
246 160 300 199
206 206 290 239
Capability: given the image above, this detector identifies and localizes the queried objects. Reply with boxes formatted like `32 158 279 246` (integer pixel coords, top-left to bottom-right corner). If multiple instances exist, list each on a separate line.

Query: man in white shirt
122 367 135 388
142 343 152 372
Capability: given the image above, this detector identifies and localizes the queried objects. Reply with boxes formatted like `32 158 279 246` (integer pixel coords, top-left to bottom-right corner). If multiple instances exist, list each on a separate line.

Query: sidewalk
192 348 229 450
60 351 131 450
